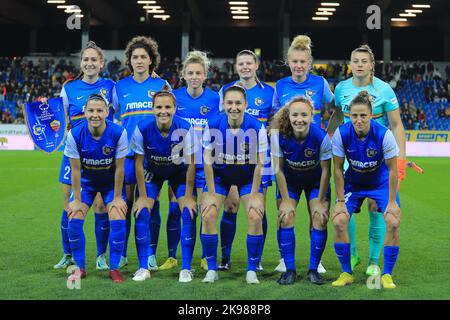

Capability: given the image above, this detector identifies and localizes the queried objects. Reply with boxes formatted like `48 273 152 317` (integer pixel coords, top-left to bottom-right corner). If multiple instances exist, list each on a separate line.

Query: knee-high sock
68 218 86 269
122 199 133 258
220 211 237 260
181 208 196 270
167 201 181 258
368 211 386 265
382 246 399 275
259 212 268 262
60 210 71 255
247 234 264 272
95 212 110 257
200 218 205 259
309 228 327 271
200 233 218 271
348 214 358 257
109 220 125 270
279 227 295 271
277 227 282 259
148 201 161 256
334 242 352 274
135 208 150 269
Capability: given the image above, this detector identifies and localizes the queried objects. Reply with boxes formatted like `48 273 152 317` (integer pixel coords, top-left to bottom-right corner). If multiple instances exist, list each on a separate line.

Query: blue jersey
131 115 195 179
273 123 332 185
273 74 334 123
332 120 399 188
112 75 170 155
219 81 275 125
204 113 268 185
60 78 115 127
64 120 129 191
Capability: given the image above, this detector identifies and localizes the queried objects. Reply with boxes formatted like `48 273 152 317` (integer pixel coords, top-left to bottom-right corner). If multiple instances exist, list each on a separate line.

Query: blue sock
334 243 352 274
279 227 296 271
68 218 86 269
60 210 71 255
109 220 125 270
94 212 109 257
181 208 196 270
247 234 264 272
200 218 205 259
200 233 218 271
149 200 161 256
167 202 181 258
135 208 150 269
348 215 358 257
259 212 267 262
220 211 237 260
309 228 327 271
122 199 133 258
277 227 282 259
382 246 399 275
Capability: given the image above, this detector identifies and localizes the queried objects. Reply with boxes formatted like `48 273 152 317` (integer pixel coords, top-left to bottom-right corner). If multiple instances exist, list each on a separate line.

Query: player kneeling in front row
271 96 331 285
331 91 401 289
131 90 197 282
64 93 129 283
201 84 267 284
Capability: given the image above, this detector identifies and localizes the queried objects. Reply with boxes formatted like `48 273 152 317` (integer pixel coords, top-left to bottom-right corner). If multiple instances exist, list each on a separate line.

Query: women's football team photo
54 33 404 289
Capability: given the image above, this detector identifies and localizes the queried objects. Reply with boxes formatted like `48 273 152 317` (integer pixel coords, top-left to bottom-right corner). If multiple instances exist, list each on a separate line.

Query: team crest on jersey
200 105 210 115
254 97 264 106
148 90 156 98
366 148 378 158
369 94 376 103
100 88 108 96
102 145 115 156
306 90 315 97
32 124 46 136
50 120 60 132
304 148 316 158
240 142 250 153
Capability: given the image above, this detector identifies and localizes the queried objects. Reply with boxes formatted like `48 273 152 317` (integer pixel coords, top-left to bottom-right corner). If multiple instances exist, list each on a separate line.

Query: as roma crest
50 120 60 132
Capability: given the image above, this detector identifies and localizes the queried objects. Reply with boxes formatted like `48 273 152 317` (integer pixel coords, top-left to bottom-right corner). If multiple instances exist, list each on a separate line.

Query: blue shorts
204 175 263 197
70 187 126 208
276 181 331 203
344 182 400 216
124 157 136 185
59 154 72 185
144 173 190 200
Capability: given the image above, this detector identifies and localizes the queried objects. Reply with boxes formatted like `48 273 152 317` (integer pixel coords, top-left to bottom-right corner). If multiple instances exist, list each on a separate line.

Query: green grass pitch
0 150 449 300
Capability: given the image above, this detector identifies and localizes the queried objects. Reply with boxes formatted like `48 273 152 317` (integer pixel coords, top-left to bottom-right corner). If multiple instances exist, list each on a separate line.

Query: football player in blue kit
327 45 407 276
201 84 268 284
130 90 197 281
216 50 275 272
173 50 220 281
331 91 401 289
272 35 333 274
64 94 128 283
54 41 116 272
271 96 332 285
112 36 171 270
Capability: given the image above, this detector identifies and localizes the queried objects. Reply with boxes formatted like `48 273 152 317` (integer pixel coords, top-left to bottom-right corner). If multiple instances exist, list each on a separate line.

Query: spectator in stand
406 118 414 130
445 106 450 119
2 108 12 123
426 60 435 80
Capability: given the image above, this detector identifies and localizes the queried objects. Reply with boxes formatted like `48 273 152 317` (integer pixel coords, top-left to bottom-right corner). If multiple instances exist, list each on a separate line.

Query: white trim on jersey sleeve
322 77 334 104
202 124 213 151
218 87 225 112
112 86 120 113
131 127 145 155
331 129 345 158
60 86 69 108
382 129 399 159
257 124 269 153
64 131 80 159
116 130 129 159
320 134 332 160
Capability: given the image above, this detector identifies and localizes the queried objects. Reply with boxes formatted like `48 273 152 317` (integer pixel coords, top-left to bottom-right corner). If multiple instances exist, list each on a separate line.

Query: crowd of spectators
1 55 449 129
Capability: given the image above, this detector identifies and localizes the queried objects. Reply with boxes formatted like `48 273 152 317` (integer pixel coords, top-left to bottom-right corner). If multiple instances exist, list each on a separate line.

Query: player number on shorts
344 192 352 203
144 169 153 183
64 166 71 180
